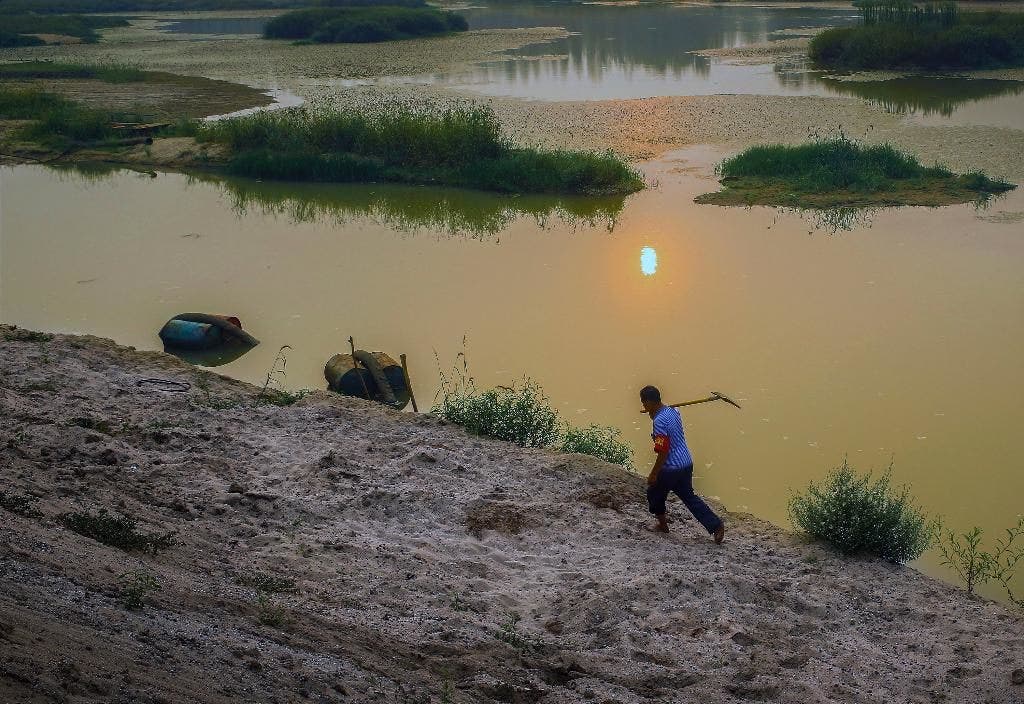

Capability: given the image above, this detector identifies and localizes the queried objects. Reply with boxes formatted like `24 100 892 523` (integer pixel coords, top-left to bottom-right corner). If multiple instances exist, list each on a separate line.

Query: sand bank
1 327 1023 703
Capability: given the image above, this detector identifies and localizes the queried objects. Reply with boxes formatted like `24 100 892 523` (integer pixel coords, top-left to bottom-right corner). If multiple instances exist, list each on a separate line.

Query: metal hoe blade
711 391 742 409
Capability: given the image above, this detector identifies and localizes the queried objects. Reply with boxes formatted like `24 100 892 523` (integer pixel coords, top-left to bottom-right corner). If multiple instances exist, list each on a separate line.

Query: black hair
640 385 661 403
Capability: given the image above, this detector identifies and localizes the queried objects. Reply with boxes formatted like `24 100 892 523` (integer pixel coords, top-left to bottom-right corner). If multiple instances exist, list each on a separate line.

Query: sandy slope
1 326 1022 704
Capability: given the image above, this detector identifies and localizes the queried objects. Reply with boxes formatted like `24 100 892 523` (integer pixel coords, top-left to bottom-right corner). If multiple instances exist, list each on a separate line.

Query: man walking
641 385 724 543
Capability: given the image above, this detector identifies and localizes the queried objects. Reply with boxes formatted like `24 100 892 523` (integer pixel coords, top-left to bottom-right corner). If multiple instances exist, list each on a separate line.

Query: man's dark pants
647 465 722 534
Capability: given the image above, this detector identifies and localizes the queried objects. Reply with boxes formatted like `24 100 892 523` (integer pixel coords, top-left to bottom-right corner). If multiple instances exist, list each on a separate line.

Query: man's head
640 385 662 415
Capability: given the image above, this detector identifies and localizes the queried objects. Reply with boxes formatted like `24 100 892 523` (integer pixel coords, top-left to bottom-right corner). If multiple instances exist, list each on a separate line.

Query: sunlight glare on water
640 246 657 276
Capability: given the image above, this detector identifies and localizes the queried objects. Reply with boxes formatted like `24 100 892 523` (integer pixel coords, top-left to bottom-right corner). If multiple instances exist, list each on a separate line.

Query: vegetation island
811 0 1024 70
696 134 1015 209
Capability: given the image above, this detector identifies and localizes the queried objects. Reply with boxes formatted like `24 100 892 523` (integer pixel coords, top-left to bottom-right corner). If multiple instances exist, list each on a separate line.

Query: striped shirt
652 405 693 470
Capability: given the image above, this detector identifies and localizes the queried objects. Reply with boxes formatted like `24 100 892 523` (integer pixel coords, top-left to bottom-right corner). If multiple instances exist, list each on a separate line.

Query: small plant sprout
256 592 288 628
937 518 1024 603
495 612 537 654
254 345 309 406
119 569 160 610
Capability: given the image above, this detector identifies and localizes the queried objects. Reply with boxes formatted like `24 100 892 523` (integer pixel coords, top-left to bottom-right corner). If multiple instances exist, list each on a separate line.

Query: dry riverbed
1 326 1023 703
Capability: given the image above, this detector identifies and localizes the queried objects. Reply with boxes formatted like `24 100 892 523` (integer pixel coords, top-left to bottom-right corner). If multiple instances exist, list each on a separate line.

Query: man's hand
647 471 658 487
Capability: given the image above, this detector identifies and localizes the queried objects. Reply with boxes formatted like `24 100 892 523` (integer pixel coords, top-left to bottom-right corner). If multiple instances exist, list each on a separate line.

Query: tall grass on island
811 0 1024 70
696 132 1014 209
0 0 324 11
0 61 147 83
0 88 132 148
196 105 643 195
0 13 129 46
264 5 467 43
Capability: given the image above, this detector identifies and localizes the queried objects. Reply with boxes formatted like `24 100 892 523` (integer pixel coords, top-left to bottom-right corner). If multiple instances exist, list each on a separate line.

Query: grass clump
0 61 146 83
433 354 633 466
264 6 466 43
61 509 177 555
696 132 1014 209
199 105 642 196
236 572 297 594
0 87 132 149
2 327 54 343
811 1 1024 70
0 14 129 44
788 459 933 563
435 378 562 449
0 490 43 519
119 569 160 609
561 424 633 468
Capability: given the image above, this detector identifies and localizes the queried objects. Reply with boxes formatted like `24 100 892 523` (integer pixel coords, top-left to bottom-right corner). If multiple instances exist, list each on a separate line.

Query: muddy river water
2 2 1024 598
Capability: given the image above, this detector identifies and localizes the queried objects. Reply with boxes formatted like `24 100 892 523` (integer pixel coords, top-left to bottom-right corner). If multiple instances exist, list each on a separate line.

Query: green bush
788 459 933 563
264 6 466 43
434 378 562 449
560 424 633 468
61 509 177 554
433 364 633 466
719 136 939 193
717 133 1012 195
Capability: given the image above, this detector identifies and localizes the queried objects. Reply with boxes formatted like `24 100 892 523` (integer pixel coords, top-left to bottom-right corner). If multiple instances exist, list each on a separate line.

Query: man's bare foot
713 524 725 544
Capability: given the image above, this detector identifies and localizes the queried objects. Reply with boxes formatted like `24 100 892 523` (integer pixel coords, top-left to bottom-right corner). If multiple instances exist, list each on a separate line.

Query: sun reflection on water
640 246 657 276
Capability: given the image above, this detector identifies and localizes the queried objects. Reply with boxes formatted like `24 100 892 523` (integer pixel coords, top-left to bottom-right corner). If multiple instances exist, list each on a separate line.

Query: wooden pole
400 353 418 413
348 336 372 401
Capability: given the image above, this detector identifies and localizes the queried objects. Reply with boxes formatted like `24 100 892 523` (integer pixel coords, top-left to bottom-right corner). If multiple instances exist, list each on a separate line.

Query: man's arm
648 434 669 486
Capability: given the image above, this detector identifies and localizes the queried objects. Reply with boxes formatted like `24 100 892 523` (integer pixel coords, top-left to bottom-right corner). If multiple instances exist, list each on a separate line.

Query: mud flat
1 326 1023 703
4 14 1024 180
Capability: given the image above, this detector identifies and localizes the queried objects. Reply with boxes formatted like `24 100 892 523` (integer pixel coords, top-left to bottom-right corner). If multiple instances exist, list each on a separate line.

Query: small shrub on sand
0 491 43 519
435 377 562 449
433 354 633 466
495 612 538 654
560 424 633 468
119 569 160 610
61 509 177 554
789 459 933 563
937 518 1024 603
1 327 54 343
236 572 297 594
256 592 288 627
